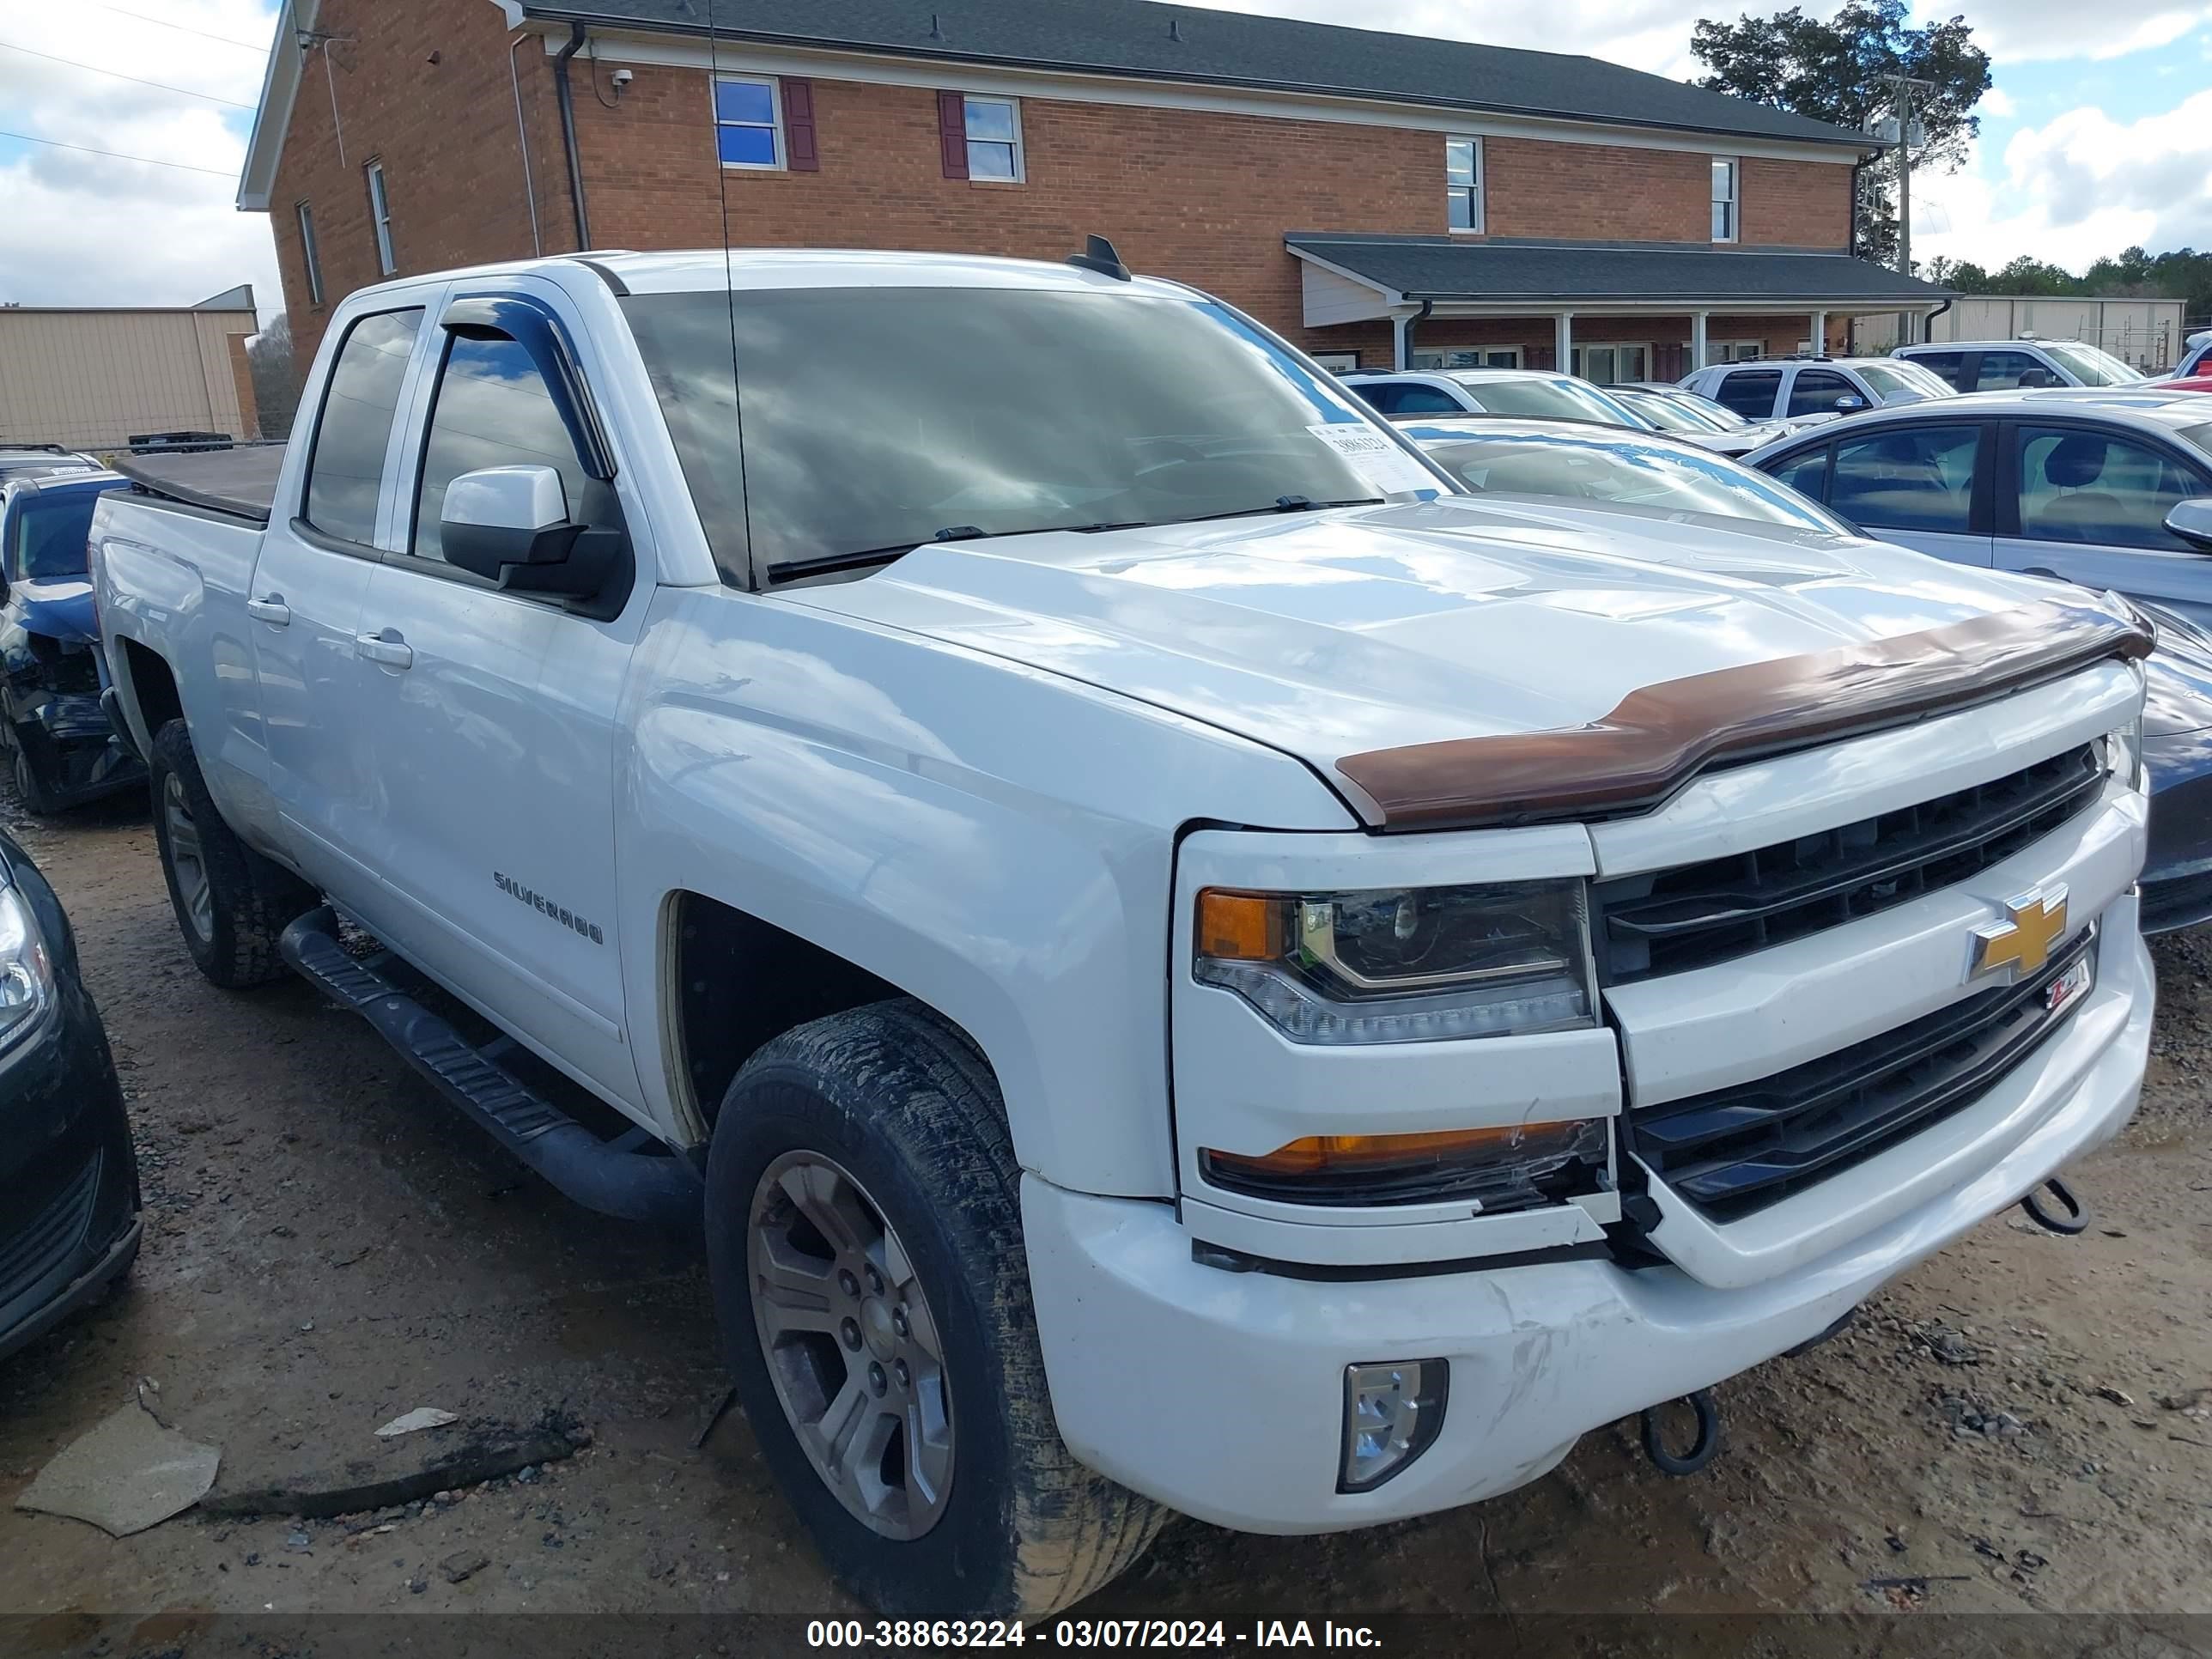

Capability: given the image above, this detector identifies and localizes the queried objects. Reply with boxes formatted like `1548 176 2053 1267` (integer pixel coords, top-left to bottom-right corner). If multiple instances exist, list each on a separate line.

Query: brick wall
269 0 568 365
264 25 1856 364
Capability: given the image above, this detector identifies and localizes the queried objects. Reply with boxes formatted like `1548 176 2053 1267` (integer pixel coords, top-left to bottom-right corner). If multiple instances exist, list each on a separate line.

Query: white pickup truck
93 245 2155 1618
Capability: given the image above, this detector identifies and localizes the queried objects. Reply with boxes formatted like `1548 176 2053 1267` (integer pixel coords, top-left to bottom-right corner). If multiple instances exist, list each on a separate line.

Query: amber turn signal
1206 1124 1581 1180
1196 890 1282 963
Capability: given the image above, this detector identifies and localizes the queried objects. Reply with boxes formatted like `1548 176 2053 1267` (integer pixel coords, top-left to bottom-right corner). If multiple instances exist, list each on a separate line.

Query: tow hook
2020 1176 2088 1236
1639 1389 1722 1476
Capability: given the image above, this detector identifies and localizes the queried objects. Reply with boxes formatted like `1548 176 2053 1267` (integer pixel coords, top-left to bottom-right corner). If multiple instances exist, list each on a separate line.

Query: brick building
238 0 1949 377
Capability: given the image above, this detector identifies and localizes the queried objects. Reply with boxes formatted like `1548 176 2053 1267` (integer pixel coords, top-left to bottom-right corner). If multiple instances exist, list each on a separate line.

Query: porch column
1810 309 1828 356
1392 312 1411 371
1554 312 1574 374
1690 310 1708 372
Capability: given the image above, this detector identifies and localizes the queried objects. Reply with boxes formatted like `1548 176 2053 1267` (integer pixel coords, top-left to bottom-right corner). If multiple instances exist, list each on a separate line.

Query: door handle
246 594 290 626
356 629 413 669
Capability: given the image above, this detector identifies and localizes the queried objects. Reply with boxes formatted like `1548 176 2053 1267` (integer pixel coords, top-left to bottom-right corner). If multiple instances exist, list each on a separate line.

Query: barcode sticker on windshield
1307 423 1443 498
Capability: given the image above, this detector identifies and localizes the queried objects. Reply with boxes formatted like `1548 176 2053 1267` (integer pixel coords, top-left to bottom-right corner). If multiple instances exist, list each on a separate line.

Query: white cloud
1978 86 2016 118
1917 88 2212 272
1930 0 2212 64
0 2 280 317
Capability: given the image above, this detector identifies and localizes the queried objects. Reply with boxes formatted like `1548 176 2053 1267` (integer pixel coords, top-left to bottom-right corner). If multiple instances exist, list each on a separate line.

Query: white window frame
1446 135 1483 234
295 201 324 306
1571 341 1653 384
714 72 786 172
1413 348 1522 370
1711 156 1739 244
1707 339 1764 363
365 161 395 275
963 94 1024 182
1309 350 1360 372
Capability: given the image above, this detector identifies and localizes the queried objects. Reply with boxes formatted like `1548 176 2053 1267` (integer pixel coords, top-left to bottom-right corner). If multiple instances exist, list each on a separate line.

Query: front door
1993 422 2212 629
1825 419 1996 571
349 285 647 1110
248 304 433 912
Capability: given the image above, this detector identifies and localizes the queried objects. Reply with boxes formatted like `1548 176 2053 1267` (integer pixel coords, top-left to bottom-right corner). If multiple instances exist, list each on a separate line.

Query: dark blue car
0 471 145 813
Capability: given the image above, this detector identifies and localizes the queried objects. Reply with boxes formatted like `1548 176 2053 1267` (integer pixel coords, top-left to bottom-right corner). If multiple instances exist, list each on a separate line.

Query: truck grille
1628 935 2093 1221
1593 743 2104 985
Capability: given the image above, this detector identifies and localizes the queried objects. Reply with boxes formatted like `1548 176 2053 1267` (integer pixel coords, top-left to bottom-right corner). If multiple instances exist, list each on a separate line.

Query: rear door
247 303 441 911
1823 418 1996 568
347 279 650 1109
1991 419 2212 627
1711 368 1784 422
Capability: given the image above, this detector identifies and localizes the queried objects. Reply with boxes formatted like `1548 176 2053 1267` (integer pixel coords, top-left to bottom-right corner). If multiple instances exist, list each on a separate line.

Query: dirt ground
3 792 2210 1655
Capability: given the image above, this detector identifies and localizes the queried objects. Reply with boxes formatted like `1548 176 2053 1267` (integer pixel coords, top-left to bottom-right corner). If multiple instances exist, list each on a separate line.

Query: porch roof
1287 235 1954 324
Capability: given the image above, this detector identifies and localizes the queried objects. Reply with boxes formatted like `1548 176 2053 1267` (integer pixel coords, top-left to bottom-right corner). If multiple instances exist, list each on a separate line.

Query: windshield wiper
1174 494 1386 526
767 522 1158 584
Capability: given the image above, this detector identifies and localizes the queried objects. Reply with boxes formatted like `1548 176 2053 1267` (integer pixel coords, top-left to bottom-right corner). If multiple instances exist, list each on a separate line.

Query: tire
9 724 67 816
148 719 316 988
705 1000 1165 1618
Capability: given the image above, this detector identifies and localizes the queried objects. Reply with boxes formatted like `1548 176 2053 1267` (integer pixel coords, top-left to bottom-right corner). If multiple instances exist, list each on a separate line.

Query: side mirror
440 465 629 616
1832 394 1867 412
2167 498 2212 552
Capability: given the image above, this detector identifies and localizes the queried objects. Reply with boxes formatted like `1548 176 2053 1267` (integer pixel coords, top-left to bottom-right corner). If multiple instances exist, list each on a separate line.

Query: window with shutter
937 91 969 179
781 79 817 171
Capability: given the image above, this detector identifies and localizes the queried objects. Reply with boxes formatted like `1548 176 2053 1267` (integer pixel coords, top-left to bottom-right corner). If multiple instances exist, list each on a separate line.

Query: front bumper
0 981 141 1366
1024 922 2150 1534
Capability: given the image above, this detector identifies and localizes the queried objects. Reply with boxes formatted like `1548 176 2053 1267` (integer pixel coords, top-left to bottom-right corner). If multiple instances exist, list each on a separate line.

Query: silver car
1679 356 1957 423
1744 386 2212 629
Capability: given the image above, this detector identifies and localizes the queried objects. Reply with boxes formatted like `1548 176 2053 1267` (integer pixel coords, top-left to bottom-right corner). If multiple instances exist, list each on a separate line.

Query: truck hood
789 498 2130 822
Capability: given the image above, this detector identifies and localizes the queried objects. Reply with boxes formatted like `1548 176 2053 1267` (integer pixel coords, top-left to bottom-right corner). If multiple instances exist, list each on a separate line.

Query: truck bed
111 446 283 525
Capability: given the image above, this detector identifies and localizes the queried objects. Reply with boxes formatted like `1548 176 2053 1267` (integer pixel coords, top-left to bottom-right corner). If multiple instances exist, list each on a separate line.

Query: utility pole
1870 74 1934 347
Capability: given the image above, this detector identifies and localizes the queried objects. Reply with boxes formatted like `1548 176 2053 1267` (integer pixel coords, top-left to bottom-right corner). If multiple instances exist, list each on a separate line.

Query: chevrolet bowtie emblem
1970 884 2069 981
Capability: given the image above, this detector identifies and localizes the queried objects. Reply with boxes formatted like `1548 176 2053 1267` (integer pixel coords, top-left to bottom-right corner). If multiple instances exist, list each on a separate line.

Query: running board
279 908 702 1230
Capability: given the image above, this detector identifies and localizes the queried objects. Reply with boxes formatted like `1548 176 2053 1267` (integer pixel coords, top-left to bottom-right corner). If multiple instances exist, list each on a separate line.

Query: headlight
2109 718 2148 794
1194 880 1595 1044
0 882 54 1051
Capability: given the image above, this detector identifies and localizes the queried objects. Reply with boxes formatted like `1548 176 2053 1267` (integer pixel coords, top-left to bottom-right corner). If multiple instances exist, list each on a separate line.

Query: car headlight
1194 880 1595 1044
2109 718 2148 794
0 881 54 1052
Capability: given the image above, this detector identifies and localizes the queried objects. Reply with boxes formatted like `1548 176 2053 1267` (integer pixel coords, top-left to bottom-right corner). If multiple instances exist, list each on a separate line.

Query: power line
0 128 236 178
0 39 255 108
82 3 269 53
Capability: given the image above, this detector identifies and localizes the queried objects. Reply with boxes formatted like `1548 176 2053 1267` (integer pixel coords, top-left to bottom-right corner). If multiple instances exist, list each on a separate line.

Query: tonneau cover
112 446 283 525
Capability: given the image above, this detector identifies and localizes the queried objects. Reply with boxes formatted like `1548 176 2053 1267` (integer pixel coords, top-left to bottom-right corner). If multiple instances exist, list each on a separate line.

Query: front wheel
148 720 315 988
705 1000 1164 1617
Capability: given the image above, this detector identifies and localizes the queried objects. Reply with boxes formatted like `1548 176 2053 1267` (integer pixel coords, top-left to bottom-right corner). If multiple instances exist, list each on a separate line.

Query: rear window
1448 376 1640 426
302 308 423 545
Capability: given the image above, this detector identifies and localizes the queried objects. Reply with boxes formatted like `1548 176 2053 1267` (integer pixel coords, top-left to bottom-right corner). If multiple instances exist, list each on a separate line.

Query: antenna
1066 235 1132 281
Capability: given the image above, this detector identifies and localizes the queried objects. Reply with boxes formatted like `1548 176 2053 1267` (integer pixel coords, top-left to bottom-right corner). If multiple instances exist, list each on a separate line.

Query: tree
1692 1 1993 267
245 314 301 443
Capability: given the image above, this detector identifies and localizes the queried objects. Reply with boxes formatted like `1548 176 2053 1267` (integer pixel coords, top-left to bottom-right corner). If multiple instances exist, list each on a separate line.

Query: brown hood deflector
1336 598 2154 832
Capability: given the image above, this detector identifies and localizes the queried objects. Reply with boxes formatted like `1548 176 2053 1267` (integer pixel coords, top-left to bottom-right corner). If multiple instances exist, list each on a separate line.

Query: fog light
1339 1359 1448 1492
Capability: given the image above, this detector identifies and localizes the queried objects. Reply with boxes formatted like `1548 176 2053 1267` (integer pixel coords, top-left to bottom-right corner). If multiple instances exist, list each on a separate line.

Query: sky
1 0 2208 327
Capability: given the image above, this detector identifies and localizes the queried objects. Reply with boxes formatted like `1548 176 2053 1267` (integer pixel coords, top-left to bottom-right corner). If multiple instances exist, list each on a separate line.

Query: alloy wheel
163 771 214 942
747 1151 955 1540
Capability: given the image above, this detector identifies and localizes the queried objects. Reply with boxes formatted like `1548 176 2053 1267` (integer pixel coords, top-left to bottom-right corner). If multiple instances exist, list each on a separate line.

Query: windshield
6 490 102 582
2042 342 2144 386
1418 431 1850 532
621 287 1440 583
1858 361 1954 400
1445 374 1646 428
1615 391 1726 434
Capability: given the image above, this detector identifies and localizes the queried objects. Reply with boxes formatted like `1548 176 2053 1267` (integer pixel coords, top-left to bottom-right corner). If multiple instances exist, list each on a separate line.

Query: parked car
1680 356 1957 423
1340 366 1650 425
1403 416 2212 935
0 445 101 485
95 246 2154 1618
2168 331 2212 380
1603 385 1811 458
0 825 140 1366
0 472 146 812
1893 339 2147 392
1742 389 2212 629
2147 375 2212 396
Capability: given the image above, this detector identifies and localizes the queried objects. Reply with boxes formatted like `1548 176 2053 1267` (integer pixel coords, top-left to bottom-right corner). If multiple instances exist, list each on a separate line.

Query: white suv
1680 356 1955 423
1893 339 2148 392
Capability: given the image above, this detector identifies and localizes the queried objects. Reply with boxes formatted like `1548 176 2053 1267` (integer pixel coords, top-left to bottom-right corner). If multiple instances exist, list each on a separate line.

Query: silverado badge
1970 884 2069 981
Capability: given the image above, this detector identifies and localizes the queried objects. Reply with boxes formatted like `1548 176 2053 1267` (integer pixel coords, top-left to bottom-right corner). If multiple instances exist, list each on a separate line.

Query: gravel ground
2 793 2209 1656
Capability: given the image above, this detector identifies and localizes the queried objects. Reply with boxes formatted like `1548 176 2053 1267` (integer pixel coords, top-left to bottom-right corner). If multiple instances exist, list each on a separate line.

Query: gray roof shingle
1286 235 1954 303
523 0 1871 149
